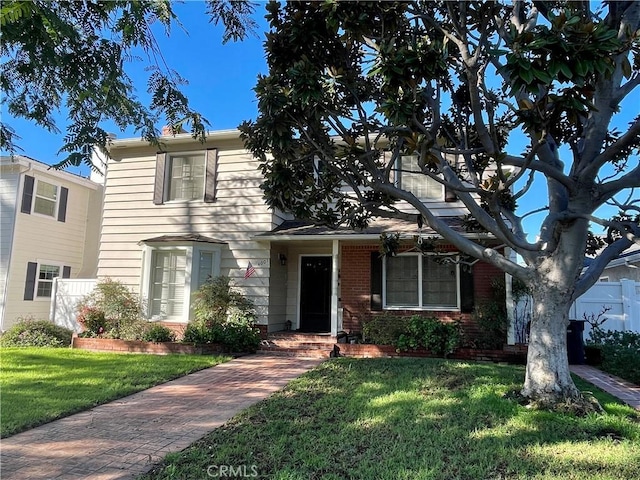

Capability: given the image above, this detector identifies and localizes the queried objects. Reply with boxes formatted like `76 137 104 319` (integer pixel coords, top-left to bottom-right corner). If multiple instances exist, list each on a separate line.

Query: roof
139 234 227 245
0 155 100 189
255 217 487 241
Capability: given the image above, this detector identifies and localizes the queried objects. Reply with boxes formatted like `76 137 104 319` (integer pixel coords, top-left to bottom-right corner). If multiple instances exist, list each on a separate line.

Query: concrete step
267 333 336 343
262 340 335 349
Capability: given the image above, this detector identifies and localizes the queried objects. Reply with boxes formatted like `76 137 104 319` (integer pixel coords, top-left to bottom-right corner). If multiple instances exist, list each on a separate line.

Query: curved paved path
1 354 323 480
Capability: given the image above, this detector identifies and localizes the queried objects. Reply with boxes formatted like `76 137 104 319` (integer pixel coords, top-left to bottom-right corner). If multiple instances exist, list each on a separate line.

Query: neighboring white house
595 243 640 282
0 155 103 331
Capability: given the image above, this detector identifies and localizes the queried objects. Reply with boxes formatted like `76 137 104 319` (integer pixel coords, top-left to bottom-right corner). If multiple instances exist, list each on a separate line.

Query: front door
299 256 331 333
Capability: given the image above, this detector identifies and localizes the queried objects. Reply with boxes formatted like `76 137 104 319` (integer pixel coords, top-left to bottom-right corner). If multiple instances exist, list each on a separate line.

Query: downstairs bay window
384 253 459 310
140 236 225 322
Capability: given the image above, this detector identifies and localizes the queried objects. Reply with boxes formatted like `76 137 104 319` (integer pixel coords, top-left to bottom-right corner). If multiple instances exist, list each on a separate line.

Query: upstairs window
154 149 218 204
20 175 68 222
34 181 58 217
168 154 205 201
397 155 443 200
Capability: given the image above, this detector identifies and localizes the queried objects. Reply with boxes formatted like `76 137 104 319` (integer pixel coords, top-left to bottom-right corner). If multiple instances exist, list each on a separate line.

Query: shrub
363 314 408 345
143 324 176 343
396 315 462 357
473 301 509 349
76 279 145 336
184 276 259 352
77 306 109 336
0 317 73 348
589 329 640 385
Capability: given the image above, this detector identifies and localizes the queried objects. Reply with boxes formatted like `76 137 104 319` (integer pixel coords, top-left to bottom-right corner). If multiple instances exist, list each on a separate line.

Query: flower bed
71 336 224 355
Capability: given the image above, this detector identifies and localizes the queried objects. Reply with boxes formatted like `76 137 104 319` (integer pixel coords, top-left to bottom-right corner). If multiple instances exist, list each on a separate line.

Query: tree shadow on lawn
142 357 640 480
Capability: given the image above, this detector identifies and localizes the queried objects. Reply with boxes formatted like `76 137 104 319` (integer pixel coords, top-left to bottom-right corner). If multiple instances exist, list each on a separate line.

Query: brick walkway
1 354 323 480
570 364 640 410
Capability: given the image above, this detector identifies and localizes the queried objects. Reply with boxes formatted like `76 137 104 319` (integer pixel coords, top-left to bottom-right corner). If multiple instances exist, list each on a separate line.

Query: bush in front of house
183 276 260 352
396 315 462 357
362 314 408 345
77 279 153 339
143 324 177 343
0 317 73 348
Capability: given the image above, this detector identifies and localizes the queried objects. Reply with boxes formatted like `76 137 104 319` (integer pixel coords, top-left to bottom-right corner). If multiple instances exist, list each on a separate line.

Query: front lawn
0 347 229 437
143 358 640 480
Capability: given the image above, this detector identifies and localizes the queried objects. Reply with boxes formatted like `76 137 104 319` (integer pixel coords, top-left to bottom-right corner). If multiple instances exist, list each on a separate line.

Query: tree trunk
521 285 582 406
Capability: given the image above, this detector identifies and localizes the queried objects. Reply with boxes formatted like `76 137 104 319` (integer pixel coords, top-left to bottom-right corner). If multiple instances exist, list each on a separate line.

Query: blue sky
1 2 271 174
2 1 635 240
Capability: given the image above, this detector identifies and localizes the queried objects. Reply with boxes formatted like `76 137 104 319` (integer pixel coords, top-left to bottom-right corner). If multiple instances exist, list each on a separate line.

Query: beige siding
3 169 99 329
98 138 277 323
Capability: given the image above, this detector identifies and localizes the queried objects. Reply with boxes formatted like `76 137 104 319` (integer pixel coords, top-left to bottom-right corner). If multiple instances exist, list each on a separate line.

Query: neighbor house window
384 254 458 309
37 264 60 297
153 150 218 205
33 180 58 217
397 155 443 200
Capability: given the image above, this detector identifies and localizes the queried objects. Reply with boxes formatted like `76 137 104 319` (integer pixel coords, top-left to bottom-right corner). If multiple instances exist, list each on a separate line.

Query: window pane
34 181 58 216
422 256 457 307
36 181 57 200
198 251 214 287
150 250 186 318
386 256 419 306
399 156 442 200
169 154 205 200
36 265 60 297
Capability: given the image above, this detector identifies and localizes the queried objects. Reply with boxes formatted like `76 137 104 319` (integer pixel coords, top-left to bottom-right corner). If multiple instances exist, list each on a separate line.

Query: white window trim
32 178 59 218
163 151 207 204
140 242 222 322
34 260 63 301
382 253 460 311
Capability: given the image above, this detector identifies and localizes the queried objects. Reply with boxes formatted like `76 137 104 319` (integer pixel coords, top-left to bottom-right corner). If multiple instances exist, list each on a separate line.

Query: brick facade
339 243 505 341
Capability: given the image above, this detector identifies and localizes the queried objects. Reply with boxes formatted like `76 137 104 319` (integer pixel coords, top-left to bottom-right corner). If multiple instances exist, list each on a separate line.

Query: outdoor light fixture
279 253 287 266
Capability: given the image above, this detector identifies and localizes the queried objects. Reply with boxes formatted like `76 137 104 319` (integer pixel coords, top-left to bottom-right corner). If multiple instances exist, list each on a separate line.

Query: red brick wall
340 243 505 340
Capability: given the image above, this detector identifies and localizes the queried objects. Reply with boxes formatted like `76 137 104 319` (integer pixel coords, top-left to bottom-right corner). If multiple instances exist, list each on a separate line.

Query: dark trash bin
567 320 585 365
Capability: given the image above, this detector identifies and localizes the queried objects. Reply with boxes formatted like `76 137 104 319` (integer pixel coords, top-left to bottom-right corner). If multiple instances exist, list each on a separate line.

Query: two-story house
99 130 505 339
0 155 103 331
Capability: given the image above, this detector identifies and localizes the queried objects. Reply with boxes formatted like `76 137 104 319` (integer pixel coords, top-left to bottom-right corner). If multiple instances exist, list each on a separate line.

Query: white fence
511 279 640 343
570 279 640 340
50 278 97 332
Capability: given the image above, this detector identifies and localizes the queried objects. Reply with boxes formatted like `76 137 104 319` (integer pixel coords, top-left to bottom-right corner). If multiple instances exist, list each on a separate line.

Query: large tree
241 1 640 409
0 0 256 170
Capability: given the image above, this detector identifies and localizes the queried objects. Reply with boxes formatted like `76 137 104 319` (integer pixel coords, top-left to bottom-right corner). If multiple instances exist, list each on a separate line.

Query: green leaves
0 0 255 169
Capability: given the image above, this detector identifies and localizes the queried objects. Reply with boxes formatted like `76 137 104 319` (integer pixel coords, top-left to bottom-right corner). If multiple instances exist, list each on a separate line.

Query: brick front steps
259 332 528 363
71 336 225 355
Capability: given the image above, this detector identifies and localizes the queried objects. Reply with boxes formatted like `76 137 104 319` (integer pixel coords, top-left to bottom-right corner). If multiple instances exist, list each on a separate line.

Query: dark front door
299 256 331 333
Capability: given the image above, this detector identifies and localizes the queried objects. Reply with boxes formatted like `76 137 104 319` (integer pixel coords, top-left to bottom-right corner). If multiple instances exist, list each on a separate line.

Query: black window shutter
153 153 167 205
370 252 383 311
62 266 71 278
57 187 68 222
24 262 38 301
460 264 474 313
204 148 218 203
21 175 35 214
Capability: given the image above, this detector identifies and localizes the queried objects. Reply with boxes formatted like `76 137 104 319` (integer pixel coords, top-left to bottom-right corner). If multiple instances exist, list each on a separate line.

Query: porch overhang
253 217 495 242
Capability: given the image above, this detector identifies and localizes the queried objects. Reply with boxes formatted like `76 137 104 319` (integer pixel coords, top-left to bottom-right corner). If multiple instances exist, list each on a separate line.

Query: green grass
0 347 230 438
142 358 640 480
